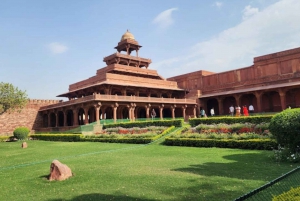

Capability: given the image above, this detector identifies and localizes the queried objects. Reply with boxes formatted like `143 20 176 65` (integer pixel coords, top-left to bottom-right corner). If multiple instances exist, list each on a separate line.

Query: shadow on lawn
172 152 283 181
48 193 157 201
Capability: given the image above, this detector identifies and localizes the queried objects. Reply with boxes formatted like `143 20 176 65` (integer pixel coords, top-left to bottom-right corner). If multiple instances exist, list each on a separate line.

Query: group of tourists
229 104 254 116
199 104 255 118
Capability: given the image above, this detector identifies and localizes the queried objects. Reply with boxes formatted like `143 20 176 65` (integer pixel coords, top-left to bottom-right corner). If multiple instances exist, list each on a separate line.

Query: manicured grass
0 140 296 201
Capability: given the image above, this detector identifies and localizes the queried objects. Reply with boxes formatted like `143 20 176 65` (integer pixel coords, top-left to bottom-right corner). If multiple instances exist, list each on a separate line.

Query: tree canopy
0 82 28 115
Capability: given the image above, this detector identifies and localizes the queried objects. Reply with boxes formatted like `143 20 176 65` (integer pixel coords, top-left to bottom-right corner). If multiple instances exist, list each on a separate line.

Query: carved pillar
217 97 224 115
182 105 187 120
84 107 89 125
145 104 151 119
113 103 118 122
159 104 164 120
131 103 136 121
279 89 287 110
193 105 197 118
128 105 132 120
48 112 51 128
73 109 78 126
55 112 58 127
234 94 242 106
254 91 263 113
95 102 101 123
63 111 67 127
171 105 175 119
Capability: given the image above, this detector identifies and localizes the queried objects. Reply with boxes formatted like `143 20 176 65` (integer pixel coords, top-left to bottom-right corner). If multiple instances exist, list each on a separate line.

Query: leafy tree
0 82 28 115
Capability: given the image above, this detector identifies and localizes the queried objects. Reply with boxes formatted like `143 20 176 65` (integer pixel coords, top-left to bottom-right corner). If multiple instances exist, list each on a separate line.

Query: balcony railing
39 94 196 111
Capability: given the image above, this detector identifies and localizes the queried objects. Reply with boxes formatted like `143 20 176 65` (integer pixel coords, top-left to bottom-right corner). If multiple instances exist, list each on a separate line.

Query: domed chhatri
120 30 135 41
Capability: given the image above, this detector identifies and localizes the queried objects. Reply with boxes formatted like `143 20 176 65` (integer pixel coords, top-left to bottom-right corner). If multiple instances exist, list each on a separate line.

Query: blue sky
1 0 299 100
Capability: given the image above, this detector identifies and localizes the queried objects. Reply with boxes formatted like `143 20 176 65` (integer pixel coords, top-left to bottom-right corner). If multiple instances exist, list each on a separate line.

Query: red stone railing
103 53 151 63
39 94 196 111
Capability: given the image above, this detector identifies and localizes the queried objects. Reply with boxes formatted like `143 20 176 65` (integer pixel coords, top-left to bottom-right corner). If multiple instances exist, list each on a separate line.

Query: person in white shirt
229 105 234 116
249 104 254 114
210 108 215 116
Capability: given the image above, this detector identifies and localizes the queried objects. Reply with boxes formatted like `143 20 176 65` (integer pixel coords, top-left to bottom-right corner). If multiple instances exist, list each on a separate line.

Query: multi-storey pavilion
39 31 197 131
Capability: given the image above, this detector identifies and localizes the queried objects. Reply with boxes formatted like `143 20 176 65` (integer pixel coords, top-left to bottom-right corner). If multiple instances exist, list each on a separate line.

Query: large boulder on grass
49 160 72 181
21 142 27 148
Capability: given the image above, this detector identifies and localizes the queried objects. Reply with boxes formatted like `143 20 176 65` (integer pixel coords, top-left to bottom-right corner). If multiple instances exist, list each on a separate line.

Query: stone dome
120 30 135 41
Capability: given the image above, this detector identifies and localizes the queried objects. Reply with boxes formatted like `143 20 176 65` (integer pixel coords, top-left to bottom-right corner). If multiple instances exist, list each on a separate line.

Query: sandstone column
73 109 78 126
84 107 89 125
63 111 67 127
217 97 224 115
279 89 287 110
113 103 118 123
254 91 262 113
182 105 187 120
55 112 58 127
171 105 175 119
159 104 164 120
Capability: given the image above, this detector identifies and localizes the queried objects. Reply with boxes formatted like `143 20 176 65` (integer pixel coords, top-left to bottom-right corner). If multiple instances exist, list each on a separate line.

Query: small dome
120 30 135 41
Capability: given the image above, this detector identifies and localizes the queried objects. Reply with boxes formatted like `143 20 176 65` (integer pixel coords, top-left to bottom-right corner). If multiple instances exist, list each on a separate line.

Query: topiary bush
269 108 300 152
13 127 30 140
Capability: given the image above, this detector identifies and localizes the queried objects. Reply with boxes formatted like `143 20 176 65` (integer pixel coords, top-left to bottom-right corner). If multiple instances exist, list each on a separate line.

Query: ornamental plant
13 127 30 140
269 108 300 152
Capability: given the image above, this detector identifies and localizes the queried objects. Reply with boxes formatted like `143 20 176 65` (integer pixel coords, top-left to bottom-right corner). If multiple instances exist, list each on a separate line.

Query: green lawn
0 140 296 201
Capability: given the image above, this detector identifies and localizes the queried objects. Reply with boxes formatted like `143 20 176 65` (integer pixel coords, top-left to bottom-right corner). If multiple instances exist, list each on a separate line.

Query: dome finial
120 30 135 41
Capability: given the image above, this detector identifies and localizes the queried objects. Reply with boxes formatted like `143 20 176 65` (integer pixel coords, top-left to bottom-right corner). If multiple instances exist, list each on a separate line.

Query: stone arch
175 108 182 118
163 108 172 118
137 107 146 119
49 112 56 127
88 106 96 123
66 110 73 126
105 107 113 119
111 88 122 95
58 111 64 127
261 91 281 112
240 94 257 111
223 96 236 115
286 89 298 108
43 114 48 128
206 98 219 115
78 108 85 125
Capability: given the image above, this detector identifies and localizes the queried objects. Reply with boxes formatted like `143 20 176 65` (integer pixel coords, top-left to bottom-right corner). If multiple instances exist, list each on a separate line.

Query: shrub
269 108 300 152
13 127 30 140
272 187 300 201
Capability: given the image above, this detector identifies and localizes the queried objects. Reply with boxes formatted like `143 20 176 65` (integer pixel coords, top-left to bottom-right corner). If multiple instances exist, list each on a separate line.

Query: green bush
272 187 300 201
13 127 30 140
29 134 82 142
0 136 11 142
189 115 273 126
269 108 300 152
103 119 182 129
163 138 277 150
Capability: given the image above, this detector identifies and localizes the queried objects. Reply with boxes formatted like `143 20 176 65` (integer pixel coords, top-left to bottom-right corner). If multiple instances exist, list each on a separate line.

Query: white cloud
152 8 178 29
213 1 223 8
48 42 68 54
153 0 300 78
243 5 259 20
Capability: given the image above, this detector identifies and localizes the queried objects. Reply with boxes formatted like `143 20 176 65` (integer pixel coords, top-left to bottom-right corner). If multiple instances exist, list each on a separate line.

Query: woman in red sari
243 105 249 116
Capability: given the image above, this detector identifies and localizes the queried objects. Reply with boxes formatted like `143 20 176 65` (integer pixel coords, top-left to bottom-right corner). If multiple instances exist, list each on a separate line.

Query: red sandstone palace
1 31 300 134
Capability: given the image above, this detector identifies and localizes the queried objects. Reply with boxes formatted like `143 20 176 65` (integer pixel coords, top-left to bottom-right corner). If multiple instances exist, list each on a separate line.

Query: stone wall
0 99 60 136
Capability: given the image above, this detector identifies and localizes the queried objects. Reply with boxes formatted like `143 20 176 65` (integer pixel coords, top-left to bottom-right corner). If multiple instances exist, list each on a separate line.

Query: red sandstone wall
0 99 59 136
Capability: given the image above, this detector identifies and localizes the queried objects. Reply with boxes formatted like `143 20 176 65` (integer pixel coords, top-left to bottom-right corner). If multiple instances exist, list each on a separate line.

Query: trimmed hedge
189 115 273 126
103 119 182 129
163 138 277 150
272 187 300 201
29 134 82 142
83 126 176 144
29 126 176 144
0 136 11 142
